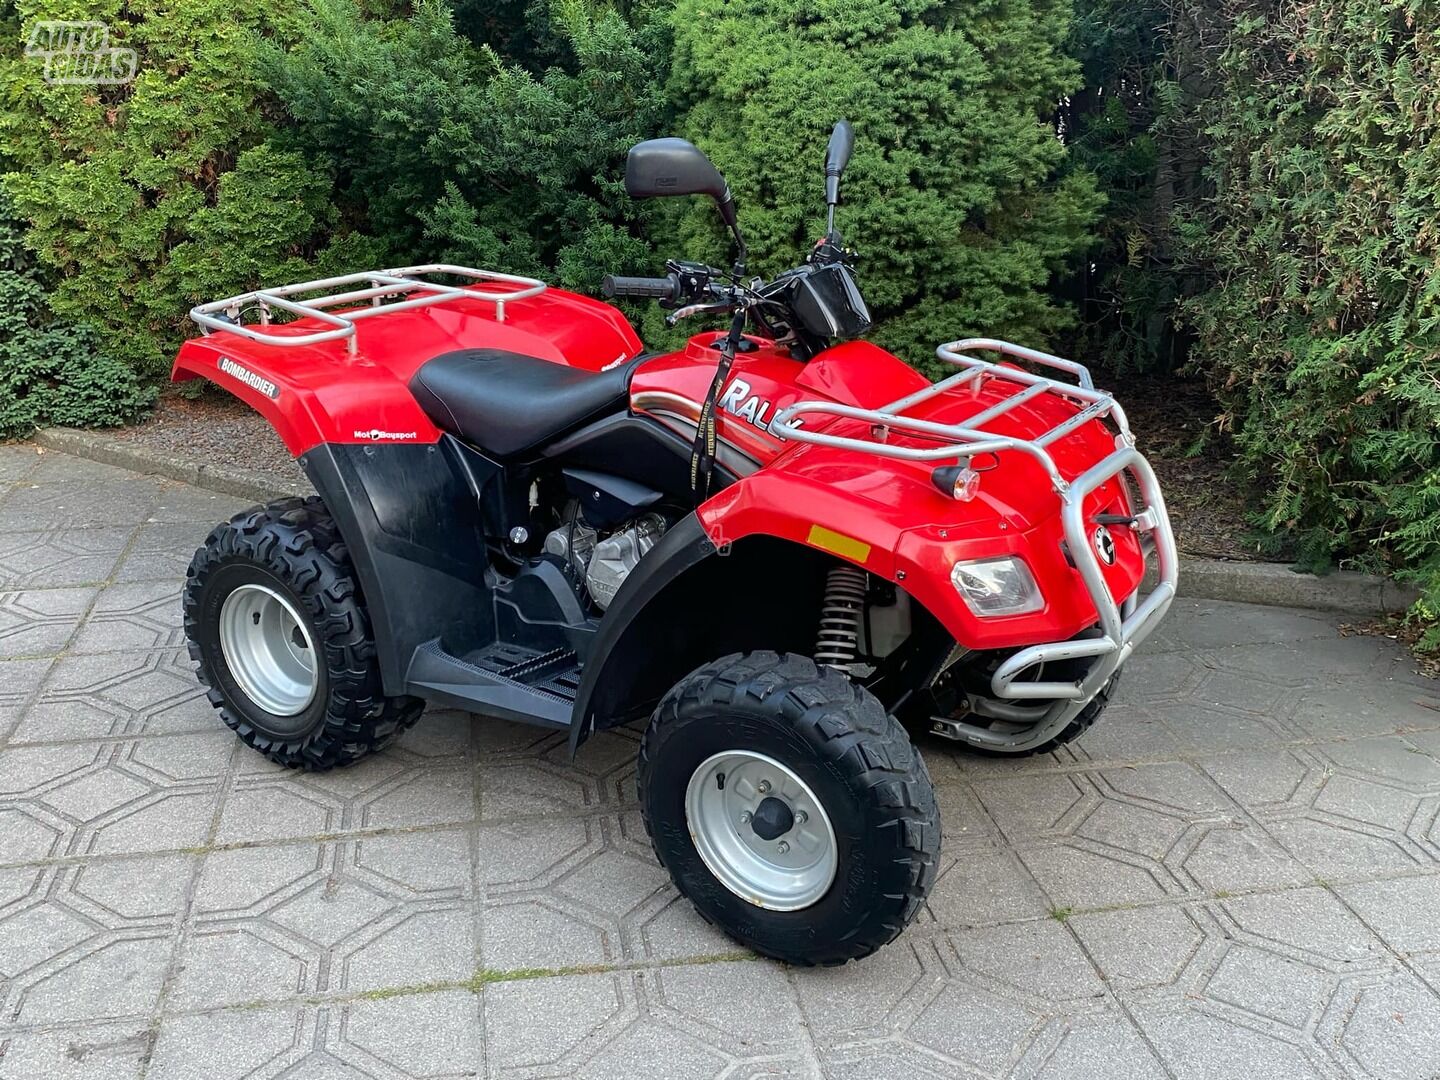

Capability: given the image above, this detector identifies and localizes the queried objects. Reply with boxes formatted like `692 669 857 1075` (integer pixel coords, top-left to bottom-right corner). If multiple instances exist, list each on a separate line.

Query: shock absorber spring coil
815 564 867 669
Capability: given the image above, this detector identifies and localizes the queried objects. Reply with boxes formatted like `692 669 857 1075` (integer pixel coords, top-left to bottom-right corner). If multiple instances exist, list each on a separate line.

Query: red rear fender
170 285 642 457
171 337 443 456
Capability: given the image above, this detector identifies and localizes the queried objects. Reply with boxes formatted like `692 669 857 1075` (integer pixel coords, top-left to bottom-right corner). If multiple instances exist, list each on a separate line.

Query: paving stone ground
1 442 1439 1079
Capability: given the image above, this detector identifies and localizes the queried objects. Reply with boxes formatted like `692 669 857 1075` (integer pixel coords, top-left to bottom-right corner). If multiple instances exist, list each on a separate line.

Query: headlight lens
950 557 1043 616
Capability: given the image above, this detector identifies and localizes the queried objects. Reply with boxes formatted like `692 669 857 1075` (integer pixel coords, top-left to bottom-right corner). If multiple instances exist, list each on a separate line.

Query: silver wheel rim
217 583 318 716
684 750 838 911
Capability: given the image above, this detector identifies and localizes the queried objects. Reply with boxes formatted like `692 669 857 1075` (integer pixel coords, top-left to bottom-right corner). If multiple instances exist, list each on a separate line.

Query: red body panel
171 283 641 455
172 289 1144 649
697 437 1142 650
629 335 927 462
630 329 1145 649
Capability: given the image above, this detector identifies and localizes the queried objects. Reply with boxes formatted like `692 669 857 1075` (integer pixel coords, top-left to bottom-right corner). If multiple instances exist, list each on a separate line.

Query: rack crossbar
190 264 547 355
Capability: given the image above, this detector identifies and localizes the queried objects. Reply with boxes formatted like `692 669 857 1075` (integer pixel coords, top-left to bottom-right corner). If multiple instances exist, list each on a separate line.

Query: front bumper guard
959 446 1178 752
770 338 1179 753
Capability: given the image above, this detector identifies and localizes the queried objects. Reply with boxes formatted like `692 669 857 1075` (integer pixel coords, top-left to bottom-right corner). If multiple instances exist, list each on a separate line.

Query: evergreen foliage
0 0 345 373
259 0 671 293
665 0 1102 371
1175 0 1440 632
1062 0 1185 373
0 194 153 438
0 0 668 376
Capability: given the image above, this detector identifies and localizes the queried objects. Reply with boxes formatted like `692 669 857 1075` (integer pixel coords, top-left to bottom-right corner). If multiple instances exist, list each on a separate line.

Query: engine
543 512 667 611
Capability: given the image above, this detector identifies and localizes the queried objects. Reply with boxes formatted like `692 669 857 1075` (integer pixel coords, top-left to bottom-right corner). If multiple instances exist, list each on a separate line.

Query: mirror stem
717 193 746 278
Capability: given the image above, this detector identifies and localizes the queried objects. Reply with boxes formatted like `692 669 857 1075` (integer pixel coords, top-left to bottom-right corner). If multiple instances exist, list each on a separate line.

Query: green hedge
0 0 669 379
260 0 670 293
0 195 153 439
0 0 337 375
1175 0 1440 633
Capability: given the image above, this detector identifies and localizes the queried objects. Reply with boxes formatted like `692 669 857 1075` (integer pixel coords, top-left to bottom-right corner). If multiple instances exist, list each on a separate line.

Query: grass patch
235 949 765 1012
472 950 758 989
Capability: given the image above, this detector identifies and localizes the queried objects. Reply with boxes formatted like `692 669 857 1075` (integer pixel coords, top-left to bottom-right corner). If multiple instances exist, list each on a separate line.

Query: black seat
409 349 642 458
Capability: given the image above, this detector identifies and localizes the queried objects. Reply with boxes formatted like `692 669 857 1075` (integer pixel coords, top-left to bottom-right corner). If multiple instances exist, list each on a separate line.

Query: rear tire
183 496 423 770
638 652 939 966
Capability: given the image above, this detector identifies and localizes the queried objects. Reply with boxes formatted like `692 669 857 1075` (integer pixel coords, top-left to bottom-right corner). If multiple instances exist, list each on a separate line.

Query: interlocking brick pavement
1 442 1439 1079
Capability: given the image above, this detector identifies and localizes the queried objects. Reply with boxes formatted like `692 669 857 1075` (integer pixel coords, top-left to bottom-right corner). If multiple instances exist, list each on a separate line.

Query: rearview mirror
624 137 744 263
625 138 731 203
824 120 854 207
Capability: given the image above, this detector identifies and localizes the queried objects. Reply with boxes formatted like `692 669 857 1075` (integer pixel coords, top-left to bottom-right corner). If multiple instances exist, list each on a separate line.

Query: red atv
174 123 1177 965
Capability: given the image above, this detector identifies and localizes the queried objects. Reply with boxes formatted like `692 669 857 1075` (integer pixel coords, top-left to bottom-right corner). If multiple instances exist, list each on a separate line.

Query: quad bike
173 122 1177 965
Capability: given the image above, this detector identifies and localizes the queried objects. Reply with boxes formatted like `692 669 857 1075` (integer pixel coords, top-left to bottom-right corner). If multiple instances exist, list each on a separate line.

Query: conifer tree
667 0 1101 368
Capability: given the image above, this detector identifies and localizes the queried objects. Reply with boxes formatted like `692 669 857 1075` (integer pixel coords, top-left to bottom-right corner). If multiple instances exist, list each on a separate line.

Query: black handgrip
601 274 678 300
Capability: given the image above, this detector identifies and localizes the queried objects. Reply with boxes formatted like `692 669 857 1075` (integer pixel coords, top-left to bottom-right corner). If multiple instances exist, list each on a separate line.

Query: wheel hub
749 796 794 841
684 750 837 911
217 583 318 717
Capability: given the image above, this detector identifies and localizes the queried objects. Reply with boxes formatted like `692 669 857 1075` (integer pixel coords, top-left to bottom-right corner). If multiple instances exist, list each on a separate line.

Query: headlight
950 557 1043 616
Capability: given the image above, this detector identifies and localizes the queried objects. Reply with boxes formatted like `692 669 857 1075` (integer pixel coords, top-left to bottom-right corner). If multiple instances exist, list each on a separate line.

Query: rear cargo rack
770 338 1179 752
189 264 547 356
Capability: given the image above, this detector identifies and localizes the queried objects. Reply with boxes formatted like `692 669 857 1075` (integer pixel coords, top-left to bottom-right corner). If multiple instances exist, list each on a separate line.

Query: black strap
690 310 747 504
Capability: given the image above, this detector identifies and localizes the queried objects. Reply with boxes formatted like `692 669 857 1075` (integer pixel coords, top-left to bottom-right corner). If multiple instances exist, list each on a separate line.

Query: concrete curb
34 427 1418 617
33 427 311 503
1146 559 1417 617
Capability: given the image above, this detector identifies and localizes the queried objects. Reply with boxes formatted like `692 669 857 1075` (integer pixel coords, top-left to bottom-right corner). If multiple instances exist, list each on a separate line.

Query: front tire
183 496 423 770
638 652 939 965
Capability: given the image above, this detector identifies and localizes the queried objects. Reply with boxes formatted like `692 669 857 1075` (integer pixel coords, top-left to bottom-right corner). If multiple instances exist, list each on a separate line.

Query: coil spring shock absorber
815 564 867 669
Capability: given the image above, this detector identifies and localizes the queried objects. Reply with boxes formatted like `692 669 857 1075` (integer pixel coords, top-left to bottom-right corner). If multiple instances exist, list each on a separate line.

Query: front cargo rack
189 264 547 356
770 338 1179 753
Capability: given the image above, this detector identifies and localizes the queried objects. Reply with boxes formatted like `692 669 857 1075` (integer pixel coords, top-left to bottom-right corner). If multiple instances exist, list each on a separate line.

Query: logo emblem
1092 524 1116 566
353 428 419 442
219 357 279 400
717 377 784 434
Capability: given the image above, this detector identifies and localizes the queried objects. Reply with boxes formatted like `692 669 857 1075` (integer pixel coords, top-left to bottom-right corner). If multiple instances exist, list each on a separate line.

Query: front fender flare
568 513 717 751
567 514 839 752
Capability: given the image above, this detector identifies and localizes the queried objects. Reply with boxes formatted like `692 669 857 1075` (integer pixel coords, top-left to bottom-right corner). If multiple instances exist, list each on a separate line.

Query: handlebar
601 273 679 301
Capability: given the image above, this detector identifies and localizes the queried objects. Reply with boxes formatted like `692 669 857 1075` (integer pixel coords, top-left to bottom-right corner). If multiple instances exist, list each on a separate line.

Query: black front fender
567 518 833 753
568 513 716 751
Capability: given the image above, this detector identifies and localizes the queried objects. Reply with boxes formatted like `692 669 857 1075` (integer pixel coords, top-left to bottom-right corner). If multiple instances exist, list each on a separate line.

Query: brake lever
665 301 734 328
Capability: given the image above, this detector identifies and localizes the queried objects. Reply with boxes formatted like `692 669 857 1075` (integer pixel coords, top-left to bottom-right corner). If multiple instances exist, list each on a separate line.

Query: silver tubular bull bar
189 265 547 356
770 338 1179 752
